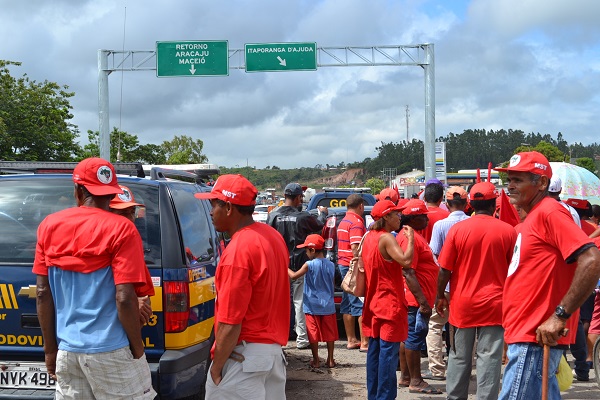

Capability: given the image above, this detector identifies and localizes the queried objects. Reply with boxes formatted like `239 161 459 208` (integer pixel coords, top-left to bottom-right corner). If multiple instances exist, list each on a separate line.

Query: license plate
0 363 55 389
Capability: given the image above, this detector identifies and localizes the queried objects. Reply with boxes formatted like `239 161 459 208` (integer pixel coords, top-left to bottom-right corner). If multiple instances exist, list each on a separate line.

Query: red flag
476 169 481 183
392 181 400 198
498 189 520 227
487 162 492 183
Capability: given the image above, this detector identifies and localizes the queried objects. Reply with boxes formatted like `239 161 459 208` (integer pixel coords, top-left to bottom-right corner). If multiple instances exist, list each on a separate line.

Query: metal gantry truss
98 44 436 181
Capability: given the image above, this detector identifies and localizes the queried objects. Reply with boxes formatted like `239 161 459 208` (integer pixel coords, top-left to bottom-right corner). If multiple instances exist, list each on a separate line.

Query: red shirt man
195 174 290 399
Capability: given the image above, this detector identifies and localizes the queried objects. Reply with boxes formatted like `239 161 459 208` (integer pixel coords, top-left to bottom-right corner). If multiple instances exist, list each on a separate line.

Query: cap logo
411 207 420 212
221 189 237 199
117 188 132 202
96 166 113 184
509 155 521 167
534 163 547 171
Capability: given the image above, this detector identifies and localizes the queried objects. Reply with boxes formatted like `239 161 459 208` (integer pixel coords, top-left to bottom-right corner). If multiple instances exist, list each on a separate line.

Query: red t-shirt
32 206 154 296
582 220 597 236
361 230 408 342
437 215 516 328
417 206 450 243
213 222 290 347
337 211 366 266
503 197 593 345
397 232 438 308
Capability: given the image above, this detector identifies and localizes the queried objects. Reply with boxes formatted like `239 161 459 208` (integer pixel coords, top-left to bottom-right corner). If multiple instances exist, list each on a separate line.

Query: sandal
408 384 442 394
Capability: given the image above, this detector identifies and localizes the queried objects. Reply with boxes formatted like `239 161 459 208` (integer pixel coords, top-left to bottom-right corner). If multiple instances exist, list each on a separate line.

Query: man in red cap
436 182 516 400
495 151 600 399
34 157 155 399
196 174 290 399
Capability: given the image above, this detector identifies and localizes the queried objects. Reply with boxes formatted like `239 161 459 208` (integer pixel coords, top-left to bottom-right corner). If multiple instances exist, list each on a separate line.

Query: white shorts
205 342 287 400
55 346 156 400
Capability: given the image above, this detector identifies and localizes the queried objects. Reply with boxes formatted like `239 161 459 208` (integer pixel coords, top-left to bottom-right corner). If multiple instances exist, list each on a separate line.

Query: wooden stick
542 344 550 400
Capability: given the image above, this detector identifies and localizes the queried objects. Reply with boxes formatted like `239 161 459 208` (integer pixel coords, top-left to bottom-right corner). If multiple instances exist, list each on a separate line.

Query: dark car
306 187 377 210
0 162 221 400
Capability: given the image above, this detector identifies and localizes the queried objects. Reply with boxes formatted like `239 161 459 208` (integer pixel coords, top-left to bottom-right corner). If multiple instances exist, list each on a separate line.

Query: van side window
169 183 215 264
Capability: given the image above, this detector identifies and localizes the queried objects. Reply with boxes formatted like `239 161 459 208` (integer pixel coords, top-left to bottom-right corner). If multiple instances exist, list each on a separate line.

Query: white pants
205 342 287 400
291 276 308 347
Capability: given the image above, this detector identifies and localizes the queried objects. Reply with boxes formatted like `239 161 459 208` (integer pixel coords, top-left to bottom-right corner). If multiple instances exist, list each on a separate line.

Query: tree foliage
365 178 385 195
0 60 80 161
576 157 597 174
79 128 167 164
161 135 208 164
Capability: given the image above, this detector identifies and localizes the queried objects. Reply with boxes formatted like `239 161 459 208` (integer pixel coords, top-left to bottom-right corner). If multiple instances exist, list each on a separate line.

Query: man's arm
403 268 432 317
536 246 600 346
210 322 242 385
435 268 452 318
116 283 145 359
36 275 58 379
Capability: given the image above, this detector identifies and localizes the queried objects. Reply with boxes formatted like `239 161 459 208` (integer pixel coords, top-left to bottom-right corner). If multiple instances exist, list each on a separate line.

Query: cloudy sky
1 0 599 169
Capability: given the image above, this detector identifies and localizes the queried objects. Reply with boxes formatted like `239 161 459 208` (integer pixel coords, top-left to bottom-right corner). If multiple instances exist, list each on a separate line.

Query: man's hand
138 296 152 325
418 302 432 318
435 297 449 319
536 314 568 347
317 206 328 215
402 225 414 241
210 365 222 386
44 350 58 380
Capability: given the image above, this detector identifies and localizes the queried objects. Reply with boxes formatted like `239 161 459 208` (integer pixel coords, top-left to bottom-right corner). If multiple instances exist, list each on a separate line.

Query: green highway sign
156 40 228 77
245 42 317 72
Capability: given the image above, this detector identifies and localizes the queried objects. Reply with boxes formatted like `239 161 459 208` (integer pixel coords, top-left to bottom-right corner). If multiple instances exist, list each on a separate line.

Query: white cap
549 175 562 193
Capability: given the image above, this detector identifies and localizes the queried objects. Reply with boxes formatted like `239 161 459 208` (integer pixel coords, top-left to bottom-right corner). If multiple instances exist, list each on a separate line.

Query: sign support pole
98 50 111 161
423 43 436 183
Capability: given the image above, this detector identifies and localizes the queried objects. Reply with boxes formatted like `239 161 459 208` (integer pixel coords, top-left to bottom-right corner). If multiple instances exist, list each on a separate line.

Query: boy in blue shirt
290 234 339 368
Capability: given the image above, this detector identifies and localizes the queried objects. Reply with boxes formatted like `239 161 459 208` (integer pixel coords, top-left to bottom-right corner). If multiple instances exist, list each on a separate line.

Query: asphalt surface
284 340 600 399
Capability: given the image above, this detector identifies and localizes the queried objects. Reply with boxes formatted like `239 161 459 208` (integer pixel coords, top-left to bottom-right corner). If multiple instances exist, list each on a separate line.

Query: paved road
285 340 600 399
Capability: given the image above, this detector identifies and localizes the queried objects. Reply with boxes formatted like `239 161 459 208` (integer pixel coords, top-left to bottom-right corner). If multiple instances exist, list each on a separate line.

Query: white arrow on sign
190 64 196 75
277 56 287 67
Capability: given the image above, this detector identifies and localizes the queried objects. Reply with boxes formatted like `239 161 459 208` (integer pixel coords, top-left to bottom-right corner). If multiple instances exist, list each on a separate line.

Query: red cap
194 174 258 206
446 186 467 200
371 200 403 220
494 151 552 178
379 188 399 204
297 234 325 249
564 198 589 210
397 198 409 208
469 182 497 201
400 199 432 215
110 185 143 210
72 157 123 196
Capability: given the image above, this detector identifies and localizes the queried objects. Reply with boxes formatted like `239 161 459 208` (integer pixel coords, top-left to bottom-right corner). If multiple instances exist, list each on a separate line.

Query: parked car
0 161 221 400
252 204 270 223
306 187 377 210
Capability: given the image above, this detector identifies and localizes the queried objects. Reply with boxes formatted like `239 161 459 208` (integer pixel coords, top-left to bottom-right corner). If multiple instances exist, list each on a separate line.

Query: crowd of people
33 153 600 400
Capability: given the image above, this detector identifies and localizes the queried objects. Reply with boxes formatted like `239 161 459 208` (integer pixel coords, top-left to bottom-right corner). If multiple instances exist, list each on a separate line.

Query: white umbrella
549 162 600 205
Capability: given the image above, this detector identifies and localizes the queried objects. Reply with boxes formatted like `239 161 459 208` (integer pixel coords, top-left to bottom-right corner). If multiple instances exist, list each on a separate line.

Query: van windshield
0 178 161 265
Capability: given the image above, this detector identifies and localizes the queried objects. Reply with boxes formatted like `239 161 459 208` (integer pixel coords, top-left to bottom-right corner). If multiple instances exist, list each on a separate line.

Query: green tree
80 128 140 162
365 178 385 195
514 141 564 162
0 60 80 161
576 157 597 174
161 135 208 164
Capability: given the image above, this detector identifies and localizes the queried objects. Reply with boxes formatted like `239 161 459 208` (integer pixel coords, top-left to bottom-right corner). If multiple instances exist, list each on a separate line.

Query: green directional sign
156 40 228 77
245 42 317 72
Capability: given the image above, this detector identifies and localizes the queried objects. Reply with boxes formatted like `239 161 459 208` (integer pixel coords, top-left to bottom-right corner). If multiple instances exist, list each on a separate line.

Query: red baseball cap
400 199 432 216
397 198 409 208
494 151 552 178
469 182 497 201
379 188 399 204
72 157 123 196
194 174 258 206
109 185 143 210
371 200 403 220
564 198 590 210
297 234 325 250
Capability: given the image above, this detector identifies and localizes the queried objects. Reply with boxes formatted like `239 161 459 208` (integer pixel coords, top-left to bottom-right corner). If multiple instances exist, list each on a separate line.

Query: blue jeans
366 337 400 400
499 343 562 400
338 265 364 316
404 306 429 351
570 318 589 379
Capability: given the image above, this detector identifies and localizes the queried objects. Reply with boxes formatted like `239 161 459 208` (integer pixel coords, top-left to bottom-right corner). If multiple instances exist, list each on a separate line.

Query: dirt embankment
316 168 363 187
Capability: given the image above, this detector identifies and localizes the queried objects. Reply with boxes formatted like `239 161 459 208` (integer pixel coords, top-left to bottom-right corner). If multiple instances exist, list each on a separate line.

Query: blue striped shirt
429 211 470 256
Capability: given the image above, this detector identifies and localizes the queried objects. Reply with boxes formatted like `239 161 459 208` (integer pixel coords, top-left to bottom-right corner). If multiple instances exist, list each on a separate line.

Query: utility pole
405 105 409 142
